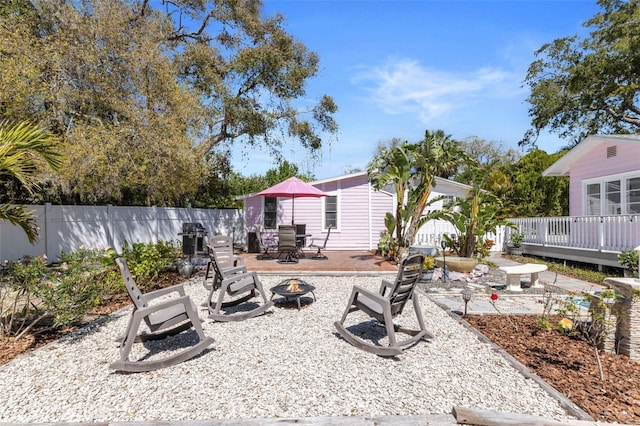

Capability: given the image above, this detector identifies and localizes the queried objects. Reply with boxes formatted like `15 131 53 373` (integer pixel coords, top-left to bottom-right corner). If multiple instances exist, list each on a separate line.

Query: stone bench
498 263 548 291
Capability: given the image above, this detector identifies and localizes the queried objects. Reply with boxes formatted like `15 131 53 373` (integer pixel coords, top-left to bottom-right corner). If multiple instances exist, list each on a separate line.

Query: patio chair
277 225 298 263
255 224 278 259
203 235 245 290
307 225 333 259
206 249 273 322
334 253 433 356
111 258 214 373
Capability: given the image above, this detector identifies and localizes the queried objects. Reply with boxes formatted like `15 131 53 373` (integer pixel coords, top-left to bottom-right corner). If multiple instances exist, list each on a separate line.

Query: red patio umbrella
255 176 326 225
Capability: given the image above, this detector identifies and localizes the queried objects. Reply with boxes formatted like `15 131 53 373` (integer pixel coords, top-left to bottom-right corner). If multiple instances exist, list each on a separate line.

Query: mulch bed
465 314 640 424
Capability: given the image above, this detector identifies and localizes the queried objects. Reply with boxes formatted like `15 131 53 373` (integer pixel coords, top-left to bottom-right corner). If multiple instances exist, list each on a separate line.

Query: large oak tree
522 0 640 148
0 0 337 206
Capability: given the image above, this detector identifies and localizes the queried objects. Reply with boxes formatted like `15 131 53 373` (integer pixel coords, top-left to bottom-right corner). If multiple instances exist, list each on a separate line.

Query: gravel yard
0 274 572 423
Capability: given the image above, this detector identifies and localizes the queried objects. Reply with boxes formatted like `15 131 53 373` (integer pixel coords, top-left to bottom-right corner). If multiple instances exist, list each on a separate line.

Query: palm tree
368 130 471 255
367 141 413 248
403 130 470 247
0 120 62 243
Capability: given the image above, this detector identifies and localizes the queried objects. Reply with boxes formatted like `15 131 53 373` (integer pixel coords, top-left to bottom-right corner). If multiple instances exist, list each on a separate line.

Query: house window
628 177 640 214
264 197 277 229
586 183 601 215
324 195 337 229
585 174 640 215
605 180 621 214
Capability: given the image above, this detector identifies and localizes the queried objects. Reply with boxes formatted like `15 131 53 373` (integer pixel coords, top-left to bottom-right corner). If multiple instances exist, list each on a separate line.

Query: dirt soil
2 272 640 424
465 314 640 425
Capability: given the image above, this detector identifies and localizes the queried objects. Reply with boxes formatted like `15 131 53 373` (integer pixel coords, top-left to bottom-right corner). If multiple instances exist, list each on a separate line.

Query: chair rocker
111 258 214 373
207 251 273 322
334 254 433 357
203 235 245 290
307 225 333 259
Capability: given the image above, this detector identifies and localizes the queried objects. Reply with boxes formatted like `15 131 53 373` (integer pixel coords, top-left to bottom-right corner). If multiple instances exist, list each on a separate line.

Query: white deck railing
508 215 640 253
414 219 505 252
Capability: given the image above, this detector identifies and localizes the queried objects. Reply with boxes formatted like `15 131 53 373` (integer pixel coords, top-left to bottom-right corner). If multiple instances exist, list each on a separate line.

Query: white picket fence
414 219 506 252
0 204 243 263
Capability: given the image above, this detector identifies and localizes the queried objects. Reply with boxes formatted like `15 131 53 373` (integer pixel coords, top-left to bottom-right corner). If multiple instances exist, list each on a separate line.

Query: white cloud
353 58 520 124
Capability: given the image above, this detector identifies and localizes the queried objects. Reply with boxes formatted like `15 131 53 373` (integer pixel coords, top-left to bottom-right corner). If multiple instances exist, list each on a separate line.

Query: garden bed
465 314 640 424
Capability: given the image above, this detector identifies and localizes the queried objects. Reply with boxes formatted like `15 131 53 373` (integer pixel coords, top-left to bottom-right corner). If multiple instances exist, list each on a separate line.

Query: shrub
423 256 435 270
119 240 181 290
618 250 639 278
1 248 109 339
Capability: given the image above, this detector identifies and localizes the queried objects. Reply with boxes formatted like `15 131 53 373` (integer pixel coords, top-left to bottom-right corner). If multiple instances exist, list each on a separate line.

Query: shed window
264 197 277 229
324 196 337 229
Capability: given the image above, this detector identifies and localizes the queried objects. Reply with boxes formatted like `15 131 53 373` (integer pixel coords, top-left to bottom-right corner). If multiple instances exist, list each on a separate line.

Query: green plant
423 256 435 270
433 173 512 258
618 250 639 278
0 255 50 339
0 248 111 340
509 232 524 248
119 240 181 290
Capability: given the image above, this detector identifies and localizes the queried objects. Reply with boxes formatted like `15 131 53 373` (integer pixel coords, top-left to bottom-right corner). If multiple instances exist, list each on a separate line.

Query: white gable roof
543 134 640 177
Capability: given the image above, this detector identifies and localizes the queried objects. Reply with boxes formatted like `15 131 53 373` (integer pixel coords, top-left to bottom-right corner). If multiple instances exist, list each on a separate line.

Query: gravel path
0 274 572 423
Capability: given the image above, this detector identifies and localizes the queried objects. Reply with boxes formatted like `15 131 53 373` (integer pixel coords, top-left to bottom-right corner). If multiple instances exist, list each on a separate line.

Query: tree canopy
0 0 337 206
522 0 640 147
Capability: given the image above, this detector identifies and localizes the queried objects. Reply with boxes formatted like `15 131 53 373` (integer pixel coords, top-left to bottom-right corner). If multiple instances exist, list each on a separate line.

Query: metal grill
180 223 208 257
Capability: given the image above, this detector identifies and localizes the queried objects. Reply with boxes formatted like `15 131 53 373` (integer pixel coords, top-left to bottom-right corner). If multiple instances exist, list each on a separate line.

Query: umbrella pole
291 195 295 225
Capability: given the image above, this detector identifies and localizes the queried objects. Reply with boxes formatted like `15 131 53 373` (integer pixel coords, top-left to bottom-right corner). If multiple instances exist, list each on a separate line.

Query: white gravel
0 274 572 423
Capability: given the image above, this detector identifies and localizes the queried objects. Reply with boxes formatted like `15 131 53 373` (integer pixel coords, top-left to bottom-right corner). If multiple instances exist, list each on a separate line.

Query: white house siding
569 142 640 216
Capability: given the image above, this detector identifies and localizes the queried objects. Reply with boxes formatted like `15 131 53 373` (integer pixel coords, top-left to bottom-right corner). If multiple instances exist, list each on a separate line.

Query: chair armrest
137 295 192 317
223 265 248 275
221 270 257 287
352 285 387 304
378 279 393 296
144 284 186 300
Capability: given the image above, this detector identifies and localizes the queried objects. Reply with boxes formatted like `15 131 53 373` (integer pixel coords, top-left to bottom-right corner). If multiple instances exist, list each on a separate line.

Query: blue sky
229 0 601 180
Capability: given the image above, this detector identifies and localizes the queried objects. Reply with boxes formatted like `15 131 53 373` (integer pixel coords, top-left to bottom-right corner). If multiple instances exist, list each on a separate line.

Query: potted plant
508 231 524 256
420 256 436 283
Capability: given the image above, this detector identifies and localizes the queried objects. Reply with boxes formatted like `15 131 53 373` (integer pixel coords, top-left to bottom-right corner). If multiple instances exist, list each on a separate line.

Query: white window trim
583 171 640 215
322 189 340 232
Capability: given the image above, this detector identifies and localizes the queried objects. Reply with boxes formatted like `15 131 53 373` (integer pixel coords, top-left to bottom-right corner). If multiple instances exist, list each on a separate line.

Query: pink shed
238 172 394 251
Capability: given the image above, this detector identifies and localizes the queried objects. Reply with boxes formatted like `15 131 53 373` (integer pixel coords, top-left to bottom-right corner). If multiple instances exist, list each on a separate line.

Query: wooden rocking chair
207 250 273 322
111 258 214 373
334 254 433 356
203 235 245 290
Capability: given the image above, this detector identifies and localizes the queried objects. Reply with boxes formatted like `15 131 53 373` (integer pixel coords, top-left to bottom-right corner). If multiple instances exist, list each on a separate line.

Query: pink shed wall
569 143 640 215
242 173 394 251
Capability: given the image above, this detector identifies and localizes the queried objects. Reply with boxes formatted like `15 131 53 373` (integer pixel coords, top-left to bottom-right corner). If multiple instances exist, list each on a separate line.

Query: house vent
607 145 617 158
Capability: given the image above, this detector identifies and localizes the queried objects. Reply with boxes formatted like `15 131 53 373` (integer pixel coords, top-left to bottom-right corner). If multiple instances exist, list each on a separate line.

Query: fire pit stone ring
270 279 316 310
